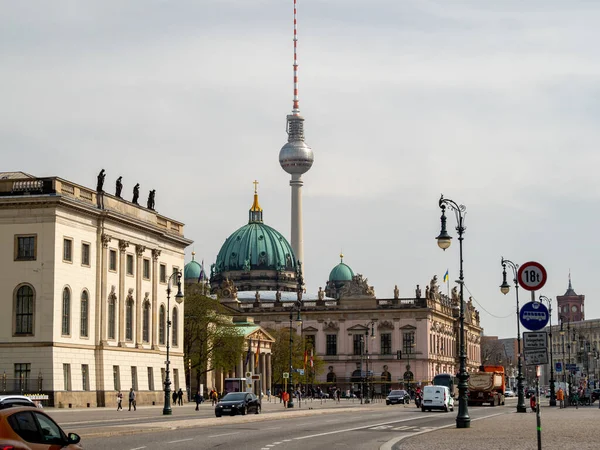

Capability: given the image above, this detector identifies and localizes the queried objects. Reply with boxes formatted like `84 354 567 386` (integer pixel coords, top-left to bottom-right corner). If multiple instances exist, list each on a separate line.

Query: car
0 406 82 449
504 389 515 398
215 392 261 417
0 396 37 410
525 388 535 398
591 389 600 403
386 390 410 405
421 385 454 412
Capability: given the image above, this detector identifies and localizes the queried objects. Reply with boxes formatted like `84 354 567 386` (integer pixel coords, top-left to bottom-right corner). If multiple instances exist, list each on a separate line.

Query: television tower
279 0 314 273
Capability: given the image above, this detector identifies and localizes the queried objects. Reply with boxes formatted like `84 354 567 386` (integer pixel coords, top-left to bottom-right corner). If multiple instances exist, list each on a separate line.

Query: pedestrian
266 388 271 402
172 390 178 405
194 391 202 411
336 388 341 403
116 390 123 411
128 388 136 411
282 390 289 408
557 387 564 409
177 388 184 406
530 394 536 413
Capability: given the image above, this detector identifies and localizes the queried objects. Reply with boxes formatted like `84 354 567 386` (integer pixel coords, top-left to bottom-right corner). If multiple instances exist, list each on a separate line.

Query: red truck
467 365 506 407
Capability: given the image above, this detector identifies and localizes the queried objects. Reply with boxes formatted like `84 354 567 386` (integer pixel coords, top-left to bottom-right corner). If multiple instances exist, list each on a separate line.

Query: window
109 249 117 271
81 242 90 266
159 305 166 345
113 366 120 391
108 296 116 339
143 258 150 279
326 334 337 356
143 301 150 342
15 285 34 335
172 307 178 346
172 267 179 283
381 333 392 355
126 254 134 276
61 288 70 335
305 334 316 351
14 363 31 392
148 367 154 391
173 368 179 390
159 264 167 283
15 235 36 261
82 364 89 391
63 364 71 391
80 291 89 337
63 238 73 262
353 334 362 356
131 366 138 391
403 332 415 355
35 412 63 443
126 299 134 341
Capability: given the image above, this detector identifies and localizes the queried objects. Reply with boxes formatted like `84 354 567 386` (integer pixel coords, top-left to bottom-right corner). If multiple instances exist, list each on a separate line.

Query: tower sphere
279 140 314 175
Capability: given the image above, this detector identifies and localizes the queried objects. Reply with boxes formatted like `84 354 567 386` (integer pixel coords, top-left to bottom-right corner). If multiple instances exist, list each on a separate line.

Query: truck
467 365 505 406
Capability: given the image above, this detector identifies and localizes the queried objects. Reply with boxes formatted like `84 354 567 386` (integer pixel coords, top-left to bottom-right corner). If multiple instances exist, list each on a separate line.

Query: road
46 398 518 450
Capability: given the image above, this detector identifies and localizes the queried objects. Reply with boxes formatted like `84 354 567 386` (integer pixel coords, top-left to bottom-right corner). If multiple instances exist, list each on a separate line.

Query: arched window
172 306 178 346
159 305 166 345
80 290 89 337
108 296 116 339
15 285 34 335
126 298 134 341
143 301 150 342
62 288 70 335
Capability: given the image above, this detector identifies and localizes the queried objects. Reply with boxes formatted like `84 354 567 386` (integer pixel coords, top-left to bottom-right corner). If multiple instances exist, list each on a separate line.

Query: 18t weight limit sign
517 261 547 291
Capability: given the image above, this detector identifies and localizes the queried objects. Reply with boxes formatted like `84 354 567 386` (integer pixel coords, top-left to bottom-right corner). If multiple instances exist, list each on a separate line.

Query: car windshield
390 390 406 396
221 393 247 402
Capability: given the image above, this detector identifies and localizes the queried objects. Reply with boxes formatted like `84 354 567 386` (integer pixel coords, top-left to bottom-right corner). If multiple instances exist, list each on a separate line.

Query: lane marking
294 416 429 440
166 438 193 444
130 447 146 450
208 432 241 438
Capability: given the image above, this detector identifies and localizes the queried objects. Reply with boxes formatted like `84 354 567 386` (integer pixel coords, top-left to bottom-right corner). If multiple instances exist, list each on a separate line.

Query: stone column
135 245 145 348
118 240 129 345
260 353 266 395
99 234 111 343
151 249 161 349
266 353 272 395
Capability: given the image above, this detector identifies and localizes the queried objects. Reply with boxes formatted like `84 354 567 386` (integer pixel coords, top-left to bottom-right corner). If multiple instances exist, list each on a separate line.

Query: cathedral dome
210 183 299 294
328 254 354 282
184 252 205 283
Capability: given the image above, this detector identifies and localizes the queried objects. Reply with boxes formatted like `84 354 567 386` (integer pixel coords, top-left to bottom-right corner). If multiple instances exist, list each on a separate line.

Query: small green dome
184 252 205 282
329 253 354 282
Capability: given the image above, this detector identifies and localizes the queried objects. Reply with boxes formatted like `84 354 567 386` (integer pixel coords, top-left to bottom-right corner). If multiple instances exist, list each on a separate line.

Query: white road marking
294 416 428 440
166 438 193 444
208 432 241 438
130 447 146 450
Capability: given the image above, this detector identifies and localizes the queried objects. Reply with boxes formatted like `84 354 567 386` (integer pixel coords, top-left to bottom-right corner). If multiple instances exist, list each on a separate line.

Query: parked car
0 396 37 410
421 385 454 412
215 392 261 417
386 390 410 405
0 406 82 449
504 389 515 398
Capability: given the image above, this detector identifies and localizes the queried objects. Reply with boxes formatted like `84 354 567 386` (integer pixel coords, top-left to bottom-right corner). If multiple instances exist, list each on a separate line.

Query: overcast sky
2 0 599 339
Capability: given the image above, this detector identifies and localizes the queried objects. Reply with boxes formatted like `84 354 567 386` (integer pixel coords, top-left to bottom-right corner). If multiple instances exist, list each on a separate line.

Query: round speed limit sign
517 261 547 291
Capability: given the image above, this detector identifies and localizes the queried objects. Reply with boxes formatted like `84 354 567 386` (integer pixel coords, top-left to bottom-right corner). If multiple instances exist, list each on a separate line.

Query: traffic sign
523 332 548 349
524 349 548 365
555 362 562 373
283 372 289 379
517 261 547 291
520 301 549 331
296 369 305 375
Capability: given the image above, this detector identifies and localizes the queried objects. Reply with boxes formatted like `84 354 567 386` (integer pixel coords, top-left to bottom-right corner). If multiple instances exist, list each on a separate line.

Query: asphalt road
52 399 517 450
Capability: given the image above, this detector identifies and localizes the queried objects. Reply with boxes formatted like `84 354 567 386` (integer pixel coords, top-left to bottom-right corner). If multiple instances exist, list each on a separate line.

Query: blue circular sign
519 301 550 331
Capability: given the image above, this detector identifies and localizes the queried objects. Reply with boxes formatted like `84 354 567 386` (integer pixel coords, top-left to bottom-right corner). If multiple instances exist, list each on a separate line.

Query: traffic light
397 350 402 360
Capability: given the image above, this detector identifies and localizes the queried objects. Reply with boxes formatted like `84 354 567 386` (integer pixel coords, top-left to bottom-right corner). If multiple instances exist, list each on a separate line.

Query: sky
2 0 599 339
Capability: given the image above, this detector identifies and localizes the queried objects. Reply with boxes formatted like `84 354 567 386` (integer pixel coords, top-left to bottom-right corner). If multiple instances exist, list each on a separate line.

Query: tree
183 283 245 389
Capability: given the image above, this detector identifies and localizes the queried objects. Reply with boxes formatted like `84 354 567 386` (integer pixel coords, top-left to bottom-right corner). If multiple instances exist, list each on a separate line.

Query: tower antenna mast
292 0 300 114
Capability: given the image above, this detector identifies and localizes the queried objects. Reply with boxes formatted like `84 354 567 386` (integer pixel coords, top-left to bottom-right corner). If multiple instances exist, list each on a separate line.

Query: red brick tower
556 274 584 322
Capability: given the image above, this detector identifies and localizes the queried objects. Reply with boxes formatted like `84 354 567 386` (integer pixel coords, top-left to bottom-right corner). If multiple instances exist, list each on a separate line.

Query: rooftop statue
132 183 140 205
318 287 325 301
96 169 106 192
394 285 399 299
415 284 422 299
115 176 123 198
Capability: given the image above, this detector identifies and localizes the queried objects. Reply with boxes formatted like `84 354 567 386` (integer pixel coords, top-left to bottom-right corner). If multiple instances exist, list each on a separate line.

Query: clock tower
556 274 584 322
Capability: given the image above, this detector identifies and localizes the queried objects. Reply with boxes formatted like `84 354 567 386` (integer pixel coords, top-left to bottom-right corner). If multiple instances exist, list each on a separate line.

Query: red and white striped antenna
292 0 300 115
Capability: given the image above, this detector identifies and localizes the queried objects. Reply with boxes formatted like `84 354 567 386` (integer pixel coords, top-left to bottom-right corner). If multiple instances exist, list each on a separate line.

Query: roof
329 254 354 282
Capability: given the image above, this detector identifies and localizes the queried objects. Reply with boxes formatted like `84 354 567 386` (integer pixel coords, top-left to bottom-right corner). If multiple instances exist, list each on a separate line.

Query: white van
421 385 454 412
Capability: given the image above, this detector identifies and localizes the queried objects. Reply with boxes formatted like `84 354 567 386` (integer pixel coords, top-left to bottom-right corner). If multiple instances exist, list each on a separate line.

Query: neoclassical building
201 187 482 394
0 172 192 407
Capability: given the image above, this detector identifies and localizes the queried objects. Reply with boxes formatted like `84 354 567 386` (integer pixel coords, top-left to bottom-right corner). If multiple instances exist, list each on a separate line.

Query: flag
244 339 252 369
310 348 314 368
443 269 449 283
255 338 260 367
303 349 308 371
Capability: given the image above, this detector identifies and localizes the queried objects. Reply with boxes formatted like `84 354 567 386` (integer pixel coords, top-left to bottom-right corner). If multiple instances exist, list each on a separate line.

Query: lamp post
567 319 572 403
539 295 556 406
499 258 527 413
287 262 304 408
559 317 567 406
163 270 184 415
436 194 470 429
363 321 376 404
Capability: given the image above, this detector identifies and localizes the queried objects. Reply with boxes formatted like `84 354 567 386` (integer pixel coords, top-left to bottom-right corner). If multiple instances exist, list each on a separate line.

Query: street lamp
500 258 527 413
163 270 184 415
559 317 567 406
539 295 556 406
363 321 376 404
436 194 470 429
287 261 304 408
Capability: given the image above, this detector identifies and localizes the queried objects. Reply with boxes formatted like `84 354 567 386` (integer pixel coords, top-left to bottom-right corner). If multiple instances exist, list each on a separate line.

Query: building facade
0 172 192 407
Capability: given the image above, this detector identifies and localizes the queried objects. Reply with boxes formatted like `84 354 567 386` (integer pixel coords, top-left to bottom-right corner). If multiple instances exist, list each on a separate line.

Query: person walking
177 388 184 406
194 391 202 411
128 388 136 411
116 390 123 411
529 394 536 413
557 387 564 409
172 390 178 405
282 390 289 408
266 388 271 402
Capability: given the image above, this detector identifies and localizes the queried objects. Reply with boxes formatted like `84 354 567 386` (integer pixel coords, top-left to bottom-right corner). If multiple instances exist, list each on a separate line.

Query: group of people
116 388 138 411
171 388 185 406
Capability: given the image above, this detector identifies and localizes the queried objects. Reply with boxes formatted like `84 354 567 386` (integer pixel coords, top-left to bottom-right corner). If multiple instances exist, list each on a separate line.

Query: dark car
386 390 410 405
215 392 261 417
591 389 600 403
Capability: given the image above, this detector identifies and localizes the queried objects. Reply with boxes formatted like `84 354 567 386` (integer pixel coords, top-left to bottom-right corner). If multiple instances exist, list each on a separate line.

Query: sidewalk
391 404 599 450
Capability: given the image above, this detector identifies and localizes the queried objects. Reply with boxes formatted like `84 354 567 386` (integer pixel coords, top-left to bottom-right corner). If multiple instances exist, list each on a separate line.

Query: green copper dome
184 252 205 282
329 253 354 282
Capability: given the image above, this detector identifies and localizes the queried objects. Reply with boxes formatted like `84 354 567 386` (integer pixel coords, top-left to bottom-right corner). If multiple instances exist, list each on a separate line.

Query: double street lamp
287 261 304 409
539 295 556 406
499 258 527 413
362 321 376 404
163 270 184 415
436 194 470 429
